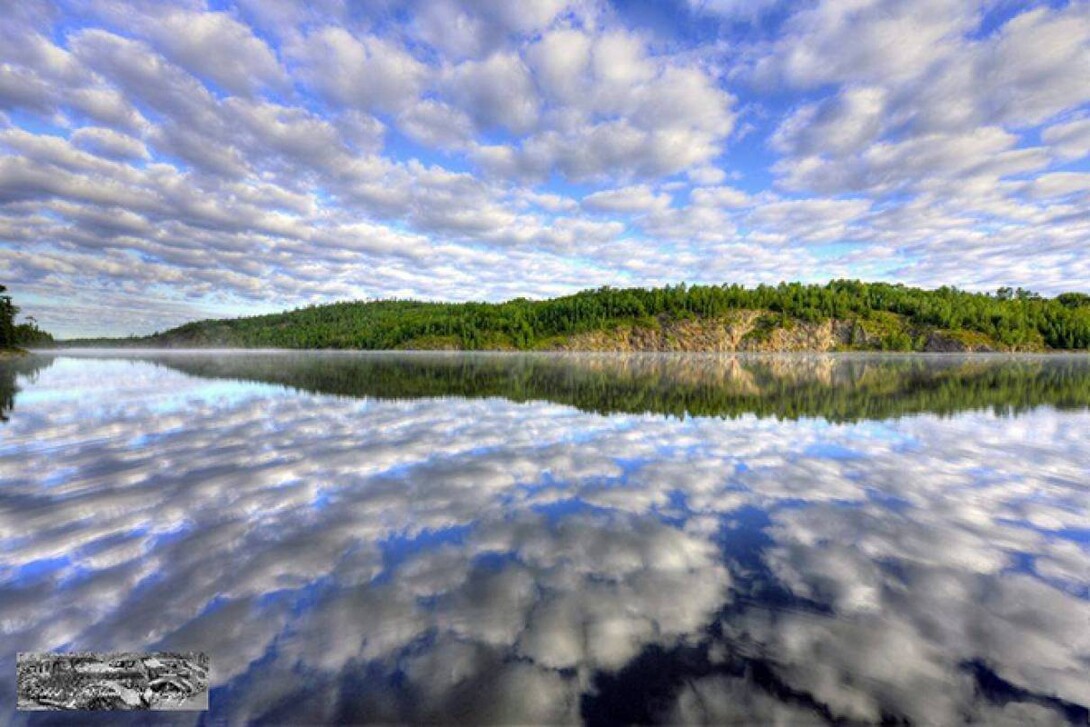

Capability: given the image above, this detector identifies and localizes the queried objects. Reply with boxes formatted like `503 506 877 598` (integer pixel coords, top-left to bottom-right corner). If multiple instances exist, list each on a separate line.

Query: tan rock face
553 312 858 352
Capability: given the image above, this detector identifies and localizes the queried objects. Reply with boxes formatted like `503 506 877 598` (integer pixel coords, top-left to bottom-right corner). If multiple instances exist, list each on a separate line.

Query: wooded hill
59 281 1090 352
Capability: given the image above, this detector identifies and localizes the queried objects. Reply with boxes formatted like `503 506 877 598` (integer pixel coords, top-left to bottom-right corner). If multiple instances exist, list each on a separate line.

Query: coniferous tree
0 285 17 349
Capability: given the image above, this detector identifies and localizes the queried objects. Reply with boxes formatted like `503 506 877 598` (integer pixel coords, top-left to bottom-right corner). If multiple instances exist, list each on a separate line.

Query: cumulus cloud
750 0 1090 285
497 28 738 181
443 52 540 134
139 8 288 96
752 0 978 89
289 27 427 114
70 126 150 160
1043 116 1090 161
582 184 671 214
410 0 574 60
775 126 1053 196
397 99 476 149
771 86 887 157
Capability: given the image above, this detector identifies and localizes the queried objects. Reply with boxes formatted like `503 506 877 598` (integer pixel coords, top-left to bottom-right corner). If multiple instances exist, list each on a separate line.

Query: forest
60 280 1090 352
0 285 53 351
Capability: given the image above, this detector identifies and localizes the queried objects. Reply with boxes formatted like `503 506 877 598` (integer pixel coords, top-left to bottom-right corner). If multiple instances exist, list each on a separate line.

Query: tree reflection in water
0 354 53 422
129 350 1090 422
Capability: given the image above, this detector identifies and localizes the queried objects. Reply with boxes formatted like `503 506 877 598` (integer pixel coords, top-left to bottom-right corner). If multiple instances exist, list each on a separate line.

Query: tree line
0 285 53 350
58 280 1090 351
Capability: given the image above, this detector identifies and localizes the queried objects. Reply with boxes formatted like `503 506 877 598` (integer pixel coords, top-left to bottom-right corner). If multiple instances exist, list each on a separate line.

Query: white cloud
1024 172 1090 201
474 27 736 181
582 184 671 214
759 0 1090 262
687 165 727 185
443 52 540 134
690 185 751 208
142 9 288 96
753 0 978 89
775 127 1052 197
397 99 475 149
747 197 871 243
70 126 149 160
772 86 887 157
1042 116 1090 161
971 5 1090 129
410 0 574 60
525 28 593 105
290 27 427 114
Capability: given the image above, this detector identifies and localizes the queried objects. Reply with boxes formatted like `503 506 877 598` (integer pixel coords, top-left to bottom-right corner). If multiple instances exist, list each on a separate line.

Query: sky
1 0 1089 338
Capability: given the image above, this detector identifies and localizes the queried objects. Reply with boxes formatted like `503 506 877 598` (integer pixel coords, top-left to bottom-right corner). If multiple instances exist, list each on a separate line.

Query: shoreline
34 347 1090 357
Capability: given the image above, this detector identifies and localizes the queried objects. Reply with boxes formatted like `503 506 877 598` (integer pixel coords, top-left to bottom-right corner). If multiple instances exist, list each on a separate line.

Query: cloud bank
1 1 1088 336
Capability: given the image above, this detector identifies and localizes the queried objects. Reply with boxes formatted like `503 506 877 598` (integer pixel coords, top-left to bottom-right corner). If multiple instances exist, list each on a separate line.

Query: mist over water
2 352 1089 724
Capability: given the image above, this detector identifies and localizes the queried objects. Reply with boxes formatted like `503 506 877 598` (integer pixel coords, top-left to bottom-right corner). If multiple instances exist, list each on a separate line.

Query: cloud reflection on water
0 354 1088 724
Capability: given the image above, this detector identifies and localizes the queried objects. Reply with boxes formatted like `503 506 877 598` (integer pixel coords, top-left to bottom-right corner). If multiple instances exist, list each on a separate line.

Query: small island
55 281 1090 353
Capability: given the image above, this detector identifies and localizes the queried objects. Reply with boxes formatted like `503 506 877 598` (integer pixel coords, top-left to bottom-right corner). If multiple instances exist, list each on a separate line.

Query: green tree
0 285 18 349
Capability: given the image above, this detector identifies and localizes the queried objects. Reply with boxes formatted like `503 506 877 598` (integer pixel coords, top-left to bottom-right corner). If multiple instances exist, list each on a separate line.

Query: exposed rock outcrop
553 312 861 352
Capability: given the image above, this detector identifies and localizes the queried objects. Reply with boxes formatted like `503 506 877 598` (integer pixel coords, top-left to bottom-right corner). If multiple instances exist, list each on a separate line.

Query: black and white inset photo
17 652 209 711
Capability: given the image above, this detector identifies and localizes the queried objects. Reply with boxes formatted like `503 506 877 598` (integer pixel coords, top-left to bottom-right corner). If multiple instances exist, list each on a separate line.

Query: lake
1 351 1089 724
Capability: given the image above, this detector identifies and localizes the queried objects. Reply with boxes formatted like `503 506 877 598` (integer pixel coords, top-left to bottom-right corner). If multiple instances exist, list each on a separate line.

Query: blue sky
1 0 1089 337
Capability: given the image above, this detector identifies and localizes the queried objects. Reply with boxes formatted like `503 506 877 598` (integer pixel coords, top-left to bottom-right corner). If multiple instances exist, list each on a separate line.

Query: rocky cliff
553 312 856 352
544 312 1016 353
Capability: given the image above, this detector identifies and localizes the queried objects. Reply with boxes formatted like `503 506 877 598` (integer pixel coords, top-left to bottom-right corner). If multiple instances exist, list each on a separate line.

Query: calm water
2 352 1089 725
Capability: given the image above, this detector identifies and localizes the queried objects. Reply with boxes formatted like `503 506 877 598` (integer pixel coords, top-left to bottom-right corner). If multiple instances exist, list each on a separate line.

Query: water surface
2 352 1089 724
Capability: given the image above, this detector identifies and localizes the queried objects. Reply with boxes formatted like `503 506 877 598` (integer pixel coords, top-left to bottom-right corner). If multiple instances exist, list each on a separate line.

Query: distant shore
39 346 1090 356
43 319 1071 354
44 282 1090 354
